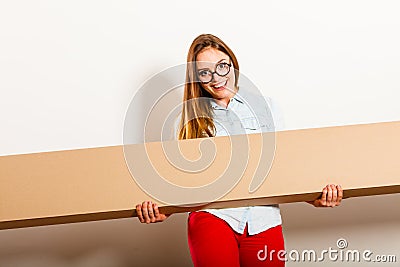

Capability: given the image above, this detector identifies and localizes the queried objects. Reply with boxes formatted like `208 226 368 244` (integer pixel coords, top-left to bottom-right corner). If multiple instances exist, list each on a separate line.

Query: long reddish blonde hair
178 34 240 140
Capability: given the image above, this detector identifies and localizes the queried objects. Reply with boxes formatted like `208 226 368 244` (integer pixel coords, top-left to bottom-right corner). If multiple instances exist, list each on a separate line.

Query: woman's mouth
212 80 228 91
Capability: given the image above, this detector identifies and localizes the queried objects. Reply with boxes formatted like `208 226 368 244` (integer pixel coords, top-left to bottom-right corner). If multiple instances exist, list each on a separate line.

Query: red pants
187 211 285 267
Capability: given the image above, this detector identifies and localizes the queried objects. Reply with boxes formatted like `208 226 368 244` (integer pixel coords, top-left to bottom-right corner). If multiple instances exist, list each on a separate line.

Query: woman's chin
212 86 231 96
212 91 228 100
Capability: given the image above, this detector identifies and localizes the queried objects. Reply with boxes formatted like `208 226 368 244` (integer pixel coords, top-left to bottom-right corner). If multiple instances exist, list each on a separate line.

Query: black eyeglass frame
196 62 232 84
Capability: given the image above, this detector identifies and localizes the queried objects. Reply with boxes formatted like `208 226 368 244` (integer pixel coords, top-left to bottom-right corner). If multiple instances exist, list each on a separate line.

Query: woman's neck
215 88 237 108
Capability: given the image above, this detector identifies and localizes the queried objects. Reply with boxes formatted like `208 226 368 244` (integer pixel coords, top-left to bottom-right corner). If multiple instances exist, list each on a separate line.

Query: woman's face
196 48 236 107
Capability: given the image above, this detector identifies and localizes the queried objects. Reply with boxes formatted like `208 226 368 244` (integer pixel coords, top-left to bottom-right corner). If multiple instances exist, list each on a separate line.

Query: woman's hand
136 201 170 224
306 184 343 207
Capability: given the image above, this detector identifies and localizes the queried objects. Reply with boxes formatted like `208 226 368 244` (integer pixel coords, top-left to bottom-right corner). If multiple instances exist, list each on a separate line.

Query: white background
1 0 399 156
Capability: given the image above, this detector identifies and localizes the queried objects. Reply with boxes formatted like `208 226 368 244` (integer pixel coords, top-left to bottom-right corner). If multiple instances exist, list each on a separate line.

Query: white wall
0 1 399 266
1 0 400 156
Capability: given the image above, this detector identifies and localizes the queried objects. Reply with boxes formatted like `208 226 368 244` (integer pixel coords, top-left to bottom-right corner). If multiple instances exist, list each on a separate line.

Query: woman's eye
217 63 228 70
198 70 209 77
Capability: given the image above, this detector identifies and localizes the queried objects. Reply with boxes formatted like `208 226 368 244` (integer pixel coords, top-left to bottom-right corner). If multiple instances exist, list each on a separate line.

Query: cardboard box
1 121 399 230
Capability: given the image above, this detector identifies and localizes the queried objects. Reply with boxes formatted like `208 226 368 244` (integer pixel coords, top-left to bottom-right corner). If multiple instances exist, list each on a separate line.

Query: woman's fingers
326 184 333 206
330 184 338 207
141 201 151 223
320 186 328 206
136 204 144 223
312 184 343 208
135 201 169 223
337 185 343 205
147 201 156 223
153 203 161 218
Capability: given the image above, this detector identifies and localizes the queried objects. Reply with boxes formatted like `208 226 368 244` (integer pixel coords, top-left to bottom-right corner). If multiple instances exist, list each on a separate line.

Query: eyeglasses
197 62 232 84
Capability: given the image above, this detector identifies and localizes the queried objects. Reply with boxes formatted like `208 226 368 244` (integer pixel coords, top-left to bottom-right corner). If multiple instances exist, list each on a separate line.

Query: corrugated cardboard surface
1 121 399 230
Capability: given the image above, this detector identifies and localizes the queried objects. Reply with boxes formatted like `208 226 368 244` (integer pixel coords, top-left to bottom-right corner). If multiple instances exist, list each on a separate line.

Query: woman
136 34 343 267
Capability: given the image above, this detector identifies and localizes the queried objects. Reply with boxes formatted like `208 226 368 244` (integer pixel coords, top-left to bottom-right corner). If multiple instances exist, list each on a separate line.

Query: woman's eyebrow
197 59 229 71
217 58 229 63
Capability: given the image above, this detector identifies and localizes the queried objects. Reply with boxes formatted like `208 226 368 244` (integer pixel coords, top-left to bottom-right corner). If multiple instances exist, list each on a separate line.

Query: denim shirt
177 88 285 235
